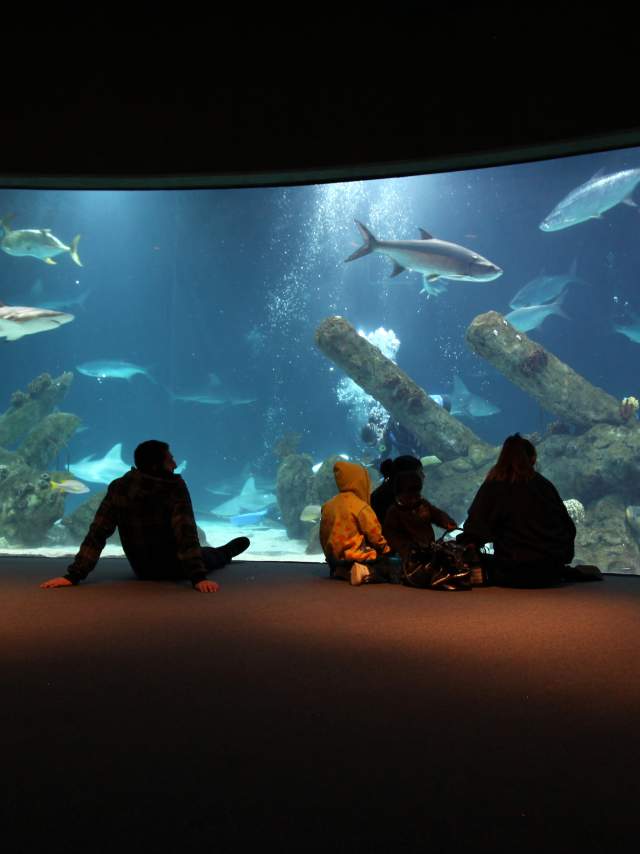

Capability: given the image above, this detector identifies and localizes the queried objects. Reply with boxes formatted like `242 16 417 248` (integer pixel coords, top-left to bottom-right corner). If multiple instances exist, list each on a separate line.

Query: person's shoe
221 537 250 562
350 562 371 586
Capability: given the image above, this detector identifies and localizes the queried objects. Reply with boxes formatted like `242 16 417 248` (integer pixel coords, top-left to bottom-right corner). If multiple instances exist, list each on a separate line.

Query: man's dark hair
134 440 169 474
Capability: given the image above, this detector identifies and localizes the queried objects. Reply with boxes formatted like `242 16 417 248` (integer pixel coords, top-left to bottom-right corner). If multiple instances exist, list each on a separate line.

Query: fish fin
105 443 123 460
344 221 377 263
70 235 82 267
552 291 570 320
0 213 14 233
623 197 638 208
589 167 606 182
50 481 60 491
389 261 406 278
418 228 434 240
240 477 256 496
41 228 52 233
44 257 57 265
427 274 440 282
569 258 578 278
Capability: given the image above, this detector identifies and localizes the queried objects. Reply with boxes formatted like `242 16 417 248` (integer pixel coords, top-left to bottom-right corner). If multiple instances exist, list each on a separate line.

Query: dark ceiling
2 46 638 188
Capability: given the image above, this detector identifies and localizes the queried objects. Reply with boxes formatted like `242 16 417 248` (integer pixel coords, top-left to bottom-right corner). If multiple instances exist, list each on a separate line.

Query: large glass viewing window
1 146 639 573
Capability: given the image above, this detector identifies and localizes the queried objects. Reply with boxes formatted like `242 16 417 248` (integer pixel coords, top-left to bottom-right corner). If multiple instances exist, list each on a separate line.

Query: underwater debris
519 347 548 377
466 311 625 430
315 316 491 462
619 396 640 421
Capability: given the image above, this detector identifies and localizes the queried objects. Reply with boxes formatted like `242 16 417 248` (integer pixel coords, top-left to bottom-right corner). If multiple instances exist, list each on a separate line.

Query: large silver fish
505 293 568 332
0 302 74 341
540 168 640 232
1 215 82 266
509 260 581 309
345 221 502 286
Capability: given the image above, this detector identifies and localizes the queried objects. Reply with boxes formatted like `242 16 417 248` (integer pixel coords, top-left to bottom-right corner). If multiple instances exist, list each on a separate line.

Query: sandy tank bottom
0 518 324 563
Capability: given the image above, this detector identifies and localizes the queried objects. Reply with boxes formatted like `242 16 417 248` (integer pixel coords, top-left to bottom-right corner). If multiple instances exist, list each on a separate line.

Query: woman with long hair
457 433 590 587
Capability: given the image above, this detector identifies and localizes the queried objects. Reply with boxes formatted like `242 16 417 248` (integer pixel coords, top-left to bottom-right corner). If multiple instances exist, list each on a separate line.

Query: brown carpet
1 557 639 852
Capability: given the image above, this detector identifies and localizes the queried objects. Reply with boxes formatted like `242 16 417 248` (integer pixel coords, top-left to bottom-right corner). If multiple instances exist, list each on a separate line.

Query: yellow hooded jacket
320 461 390 563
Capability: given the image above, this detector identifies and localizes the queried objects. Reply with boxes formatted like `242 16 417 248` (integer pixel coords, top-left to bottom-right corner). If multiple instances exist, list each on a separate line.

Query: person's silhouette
40 439 249 594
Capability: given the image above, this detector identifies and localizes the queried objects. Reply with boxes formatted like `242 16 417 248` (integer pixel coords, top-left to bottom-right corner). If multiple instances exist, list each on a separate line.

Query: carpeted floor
2 557 639 853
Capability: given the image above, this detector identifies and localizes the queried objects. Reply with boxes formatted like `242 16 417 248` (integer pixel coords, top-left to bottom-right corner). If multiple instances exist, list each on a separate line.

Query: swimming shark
613 314 640 344
209 476 277 518
0 215 82 266
0 302 75 341
540 167 640 232
69 442 187 484
76 360 157 383
169 389 257 406
345 221 502 285
450 375 500 418
40 288 92 312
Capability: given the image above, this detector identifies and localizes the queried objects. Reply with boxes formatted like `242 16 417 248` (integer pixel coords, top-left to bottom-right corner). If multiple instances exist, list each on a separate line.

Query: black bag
402 531 475 590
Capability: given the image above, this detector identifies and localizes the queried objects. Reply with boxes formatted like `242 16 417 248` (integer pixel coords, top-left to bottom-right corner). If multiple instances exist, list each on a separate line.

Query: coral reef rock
574 495 640 574
276 453 314 540
563 499 586 526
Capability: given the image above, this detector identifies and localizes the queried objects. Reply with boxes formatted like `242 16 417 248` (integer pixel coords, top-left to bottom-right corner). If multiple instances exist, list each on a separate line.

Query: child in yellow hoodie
320 460 392 586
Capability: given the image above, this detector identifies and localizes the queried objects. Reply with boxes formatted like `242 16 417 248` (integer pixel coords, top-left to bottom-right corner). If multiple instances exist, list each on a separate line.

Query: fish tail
0 213 14 234
70 235 83 267
344 220 378 263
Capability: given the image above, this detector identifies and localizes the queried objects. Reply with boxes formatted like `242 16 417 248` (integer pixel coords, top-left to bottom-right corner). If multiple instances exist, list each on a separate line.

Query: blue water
1 146 639 557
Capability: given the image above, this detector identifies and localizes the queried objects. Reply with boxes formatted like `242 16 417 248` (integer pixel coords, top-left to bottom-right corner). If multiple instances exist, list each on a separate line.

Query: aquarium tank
1 146 640 574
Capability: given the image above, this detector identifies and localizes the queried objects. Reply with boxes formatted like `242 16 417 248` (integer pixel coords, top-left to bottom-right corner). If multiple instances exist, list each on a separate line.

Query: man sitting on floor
40 439 249 594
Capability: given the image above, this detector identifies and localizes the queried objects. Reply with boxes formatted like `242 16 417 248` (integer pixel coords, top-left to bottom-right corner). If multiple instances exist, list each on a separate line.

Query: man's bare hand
194 579 220 593
40 577 74 589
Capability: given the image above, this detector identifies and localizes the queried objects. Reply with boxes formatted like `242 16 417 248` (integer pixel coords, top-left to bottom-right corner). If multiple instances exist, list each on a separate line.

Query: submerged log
315 316 492 462
466 311 625 430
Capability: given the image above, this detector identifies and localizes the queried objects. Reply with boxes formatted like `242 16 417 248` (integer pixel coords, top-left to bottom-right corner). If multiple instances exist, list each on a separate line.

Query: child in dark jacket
383 470 458 560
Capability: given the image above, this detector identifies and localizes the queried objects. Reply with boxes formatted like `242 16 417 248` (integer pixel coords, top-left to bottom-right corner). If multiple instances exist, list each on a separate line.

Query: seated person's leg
202 537 250 572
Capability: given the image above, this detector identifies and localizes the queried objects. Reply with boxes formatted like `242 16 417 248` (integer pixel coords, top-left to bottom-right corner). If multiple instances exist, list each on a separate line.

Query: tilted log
315 316 492 462
466 311 626 431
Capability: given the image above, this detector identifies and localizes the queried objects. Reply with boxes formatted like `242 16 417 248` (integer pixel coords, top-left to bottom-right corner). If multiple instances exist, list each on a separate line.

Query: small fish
0 215 82 266
300 504 322 523
0 302 75 341
420 455 442 467
505 293 569 333
50 479 90 495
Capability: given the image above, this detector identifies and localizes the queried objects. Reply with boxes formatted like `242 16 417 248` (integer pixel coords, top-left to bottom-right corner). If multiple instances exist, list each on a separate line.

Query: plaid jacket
65 468 207 587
